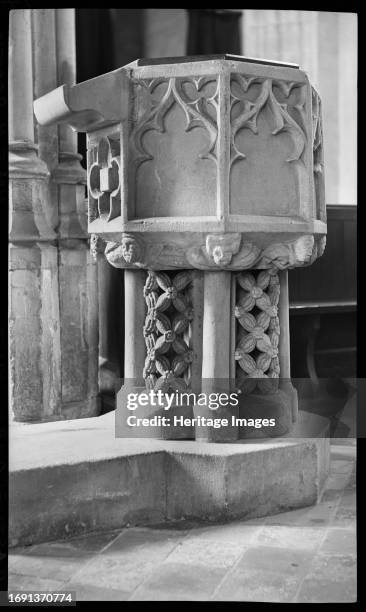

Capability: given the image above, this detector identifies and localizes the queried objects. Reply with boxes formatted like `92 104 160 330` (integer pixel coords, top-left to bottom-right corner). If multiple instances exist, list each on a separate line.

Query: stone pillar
97 254 124 404
124 270 146 385
197 272 238 441
114 269 147 435
31 9 58 227
52 8 99 419
34 54 327 439
278 271 298 423
9 8 99 422
9 9 61 421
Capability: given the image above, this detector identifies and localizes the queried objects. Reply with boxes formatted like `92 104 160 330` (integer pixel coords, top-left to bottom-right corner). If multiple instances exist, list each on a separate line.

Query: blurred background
75 9 356 409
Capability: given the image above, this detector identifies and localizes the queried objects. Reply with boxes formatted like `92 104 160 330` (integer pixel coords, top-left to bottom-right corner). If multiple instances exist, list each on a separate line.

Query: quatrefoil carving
89 137 121 221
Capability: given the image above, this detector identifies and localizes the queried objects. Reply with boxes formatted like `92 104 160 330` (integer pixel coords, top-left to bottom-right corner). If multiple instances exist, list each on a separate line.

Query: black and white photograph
7 8 357 604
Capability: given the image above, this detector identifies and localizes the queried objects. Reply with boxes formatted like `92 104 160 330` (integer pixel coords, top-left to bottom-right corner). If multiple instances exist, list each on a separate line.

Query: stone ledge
9 411 330 547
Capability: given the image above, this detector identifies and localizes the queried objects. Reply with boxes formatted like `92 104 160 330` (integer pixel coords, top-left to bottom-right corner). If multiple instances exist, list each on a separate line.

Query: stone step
10 411 329 548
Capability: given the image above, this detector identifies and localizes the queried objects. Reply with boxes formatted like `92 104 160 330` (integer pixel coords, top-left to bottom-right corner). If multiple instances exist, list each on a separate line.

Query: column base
237 384 298 438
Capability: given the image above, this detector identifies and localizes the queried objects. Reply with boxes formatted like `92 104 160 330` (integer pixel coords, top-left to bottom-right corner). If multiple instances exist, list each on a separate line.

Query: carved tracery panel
230 76 307 168
229 75 309 217
131 76 219 168
87 135 121 222
129 76 219 219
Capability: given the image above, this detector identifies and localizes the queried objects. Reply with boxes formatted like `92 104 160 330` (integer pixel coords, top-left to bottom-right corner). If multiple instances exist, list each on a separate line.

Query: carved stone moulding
33 55 326 251
102 231 326 272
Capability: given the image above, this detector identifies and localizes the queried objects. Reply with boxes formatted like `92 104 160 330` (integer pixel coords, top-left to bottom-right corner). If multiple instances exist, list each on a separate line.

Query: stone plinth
34 54 326 439
9 410 330 547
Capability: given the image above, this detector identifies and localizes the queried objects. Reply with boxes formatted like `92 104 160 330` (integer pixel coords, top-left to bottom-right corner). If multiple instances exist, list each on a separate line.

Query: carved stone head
206 234 242 267
121 233 144 264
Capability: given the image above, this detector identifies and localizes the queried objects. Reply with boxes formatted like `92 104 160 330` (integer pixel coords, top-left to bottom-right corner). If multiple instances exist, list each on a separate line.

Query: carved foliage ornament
235 270 280 394
143 271 194 393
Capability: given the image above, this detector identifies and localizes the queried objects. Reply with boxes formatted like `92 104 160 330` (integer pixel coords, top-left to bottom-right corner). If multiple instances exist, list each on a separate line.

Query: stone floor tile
339 489 356 508
59 529 123 553
69 583 131 601
254 525 325 551
100 526 186 559
146 520 200 531
229 544 314 573
16 530 122 558
320 528 356 555
214 546 314 602
332 505 356 528
67 555 157 593
163 537 245 569
7 533 122 585
324 472 353 491
330 460 355 475
343 480 356 492
215 570 302 602
320 488 344 504
265 501 337 527
8 547 93 582
295 553 357 602
8 573 67 592
68 528 186 595
185 520 264 545
130 562 227 601
345 468 356 488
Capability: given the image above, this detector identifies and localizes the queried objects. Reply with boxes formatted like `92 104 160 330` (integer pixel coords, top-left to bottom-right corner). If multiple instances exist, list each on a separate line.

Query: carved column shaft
278 271 298 423
198 271 239 442
9 9 61 422
31 9 59 231
55 8 78 155
278 271 291 379
9 10 34 144
124 270 146 384
53 8 99 418
9 9 99 422
97 255 124 400
32 10 58 171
